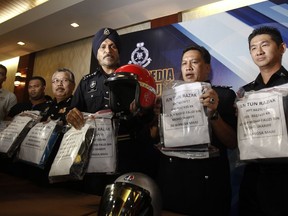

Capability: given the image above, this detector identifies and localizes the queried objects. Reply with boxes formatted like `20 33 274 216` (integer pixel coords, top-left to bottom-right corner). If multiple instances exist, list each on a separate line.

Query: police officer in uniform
238 26 288 216
67 28 121 117
41 68 75 123
156 45 237 216
10 69 75 184
66 28 156 195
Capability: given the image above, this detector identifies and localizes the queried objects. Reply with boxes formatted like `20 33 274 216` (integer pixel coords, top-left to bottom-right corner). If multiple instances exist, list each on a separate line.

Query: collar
53 95 73 105
254 66 288 86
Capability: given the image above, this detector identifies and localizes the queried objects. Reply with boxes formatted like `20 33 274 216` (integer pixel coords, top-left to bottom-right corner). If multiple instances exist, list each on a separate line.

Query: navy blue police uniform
157 84 237 216
70 68 110 112
41 96 73 122
69 66 156 193
239 66 288 216
68 27 157 195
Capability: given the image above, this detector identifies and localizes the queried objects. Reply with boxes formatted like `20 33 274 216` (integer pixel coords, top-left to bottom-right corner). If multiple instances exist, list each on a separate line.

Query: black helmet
98 172 162 216
105 64 156 115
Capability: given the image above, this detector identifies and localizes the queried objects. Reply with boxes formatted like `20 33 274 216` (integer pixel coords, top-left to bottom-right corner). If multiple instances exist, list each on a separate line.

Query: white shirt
0 88 17 121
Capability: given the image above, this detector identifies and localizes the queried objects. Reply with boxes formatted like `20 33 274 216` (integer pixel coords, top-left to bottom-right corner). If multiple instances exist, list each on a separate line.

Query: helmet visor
98 182 153 216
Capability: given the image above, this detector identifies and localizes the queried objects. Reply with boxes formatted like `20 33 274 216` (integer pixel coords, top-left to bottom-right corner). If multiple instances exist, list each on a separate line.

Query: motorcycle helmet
98 172 162 216
105 64 156 115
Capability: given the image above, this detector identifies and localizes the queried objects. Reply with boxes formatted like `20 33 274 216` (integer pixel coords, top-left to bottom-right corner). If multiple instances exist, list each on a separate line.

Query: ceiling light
70 22 79 28
17 41 25 46
0 0 49 24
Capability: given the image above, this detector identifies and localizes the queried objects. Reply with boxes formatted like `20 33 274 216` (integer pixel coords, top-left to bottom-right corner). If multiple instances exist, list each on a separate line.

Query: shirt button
205 176 209 179
91 95 93 98
105 104 108 107
106 91 108 94
169 158 173 163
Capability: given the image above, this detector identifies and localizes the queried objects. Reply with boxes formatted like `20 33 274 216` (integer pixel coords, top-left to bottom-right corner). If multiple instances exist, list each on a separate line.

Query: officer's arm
210 116 237 149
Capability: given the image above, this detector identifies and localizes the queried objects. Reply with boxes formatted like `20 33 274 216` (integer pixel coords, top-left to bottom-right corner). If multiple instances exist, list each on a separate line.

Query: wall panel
33 37 92 97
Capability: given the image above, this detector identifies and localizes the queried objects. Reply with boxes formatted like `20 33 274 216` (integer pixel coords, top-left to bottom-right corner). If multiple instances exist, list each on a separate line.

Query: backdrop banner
119 0 288 94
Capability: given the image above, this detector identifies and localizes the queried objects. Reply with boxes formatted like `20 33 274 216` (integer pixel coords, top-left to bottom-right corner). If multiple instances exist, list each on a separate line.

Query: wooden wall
14 13 181 101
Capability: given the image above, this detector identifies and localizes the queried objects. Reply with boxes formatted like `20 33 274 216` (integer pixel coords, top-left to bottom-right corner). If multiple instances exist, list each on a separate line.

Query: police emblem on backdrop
128 42 152 67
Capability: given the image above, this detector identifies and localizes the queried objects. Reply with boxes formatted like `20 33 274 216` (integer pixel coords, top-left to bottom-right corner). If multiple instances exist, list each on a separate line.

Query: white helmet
98 172 162 216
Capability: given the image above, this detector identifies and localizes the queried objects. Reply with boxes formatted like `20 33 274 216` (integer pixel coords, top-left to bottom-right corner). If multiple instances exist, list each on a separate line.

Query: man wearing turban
66 28 158 195
67 27 121 120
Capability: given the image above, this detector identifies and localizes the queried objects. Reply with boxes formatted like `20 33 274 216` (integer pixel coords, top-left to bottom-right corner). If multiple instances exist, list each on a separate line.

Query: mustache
56 87 65 91
103 54 114 59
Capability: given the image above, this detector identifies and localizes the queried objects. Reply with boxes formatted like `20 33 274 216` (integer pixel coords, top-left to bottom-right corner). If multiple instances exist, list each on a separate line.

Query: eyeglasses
52 78 72 85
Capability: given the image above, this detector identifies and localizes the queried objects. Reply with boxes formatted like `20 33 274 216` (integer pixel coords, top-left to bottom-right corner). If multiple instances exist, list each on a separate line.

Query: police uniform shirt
69 67 158 177
70 68 110 113
242 66 288 92
239 66 288 216
41 96 72 122
212 85 237 155
157 83 236 216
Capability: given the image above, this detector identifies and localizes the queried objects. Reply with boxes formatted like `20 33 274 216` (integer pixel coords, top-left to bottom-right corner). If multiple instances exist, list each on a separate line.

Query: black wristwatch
210 110 219 120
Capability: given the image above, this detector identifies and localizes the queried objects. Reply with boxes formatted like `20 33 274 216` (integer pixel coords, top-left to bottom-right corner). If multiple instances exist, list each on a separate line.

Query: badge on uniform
58 107 66 114
90 80 96 89
104 28 110 35
88 80 97 93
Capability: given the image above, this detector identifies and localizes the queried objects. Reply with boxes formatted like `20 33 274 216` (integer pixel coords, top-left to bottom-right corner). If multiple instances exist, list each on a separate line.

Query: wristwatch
210 110 219 120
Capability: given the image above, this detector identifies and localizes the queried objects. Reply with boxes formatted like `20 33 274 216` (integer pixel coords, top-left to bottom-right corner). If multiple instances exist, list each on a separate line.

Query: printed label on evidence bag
0 121 10 132
0 115 32 153
18 120 57 164
49 124 90 176
162 82 210 147
237 92 288 159
86 117 116 173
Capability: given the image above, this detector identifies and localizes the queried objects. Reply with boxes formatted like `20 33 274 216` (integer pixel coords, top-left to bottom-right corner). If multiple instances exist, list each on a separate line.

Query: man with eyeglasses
20 68 76 185
0 64 17 121
41 68 75 123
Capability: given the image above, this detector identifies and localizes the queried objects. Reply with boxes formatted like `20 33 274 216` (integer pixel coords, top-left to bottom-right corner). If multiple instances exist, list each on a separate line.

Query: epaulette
83 71 98 80
212 85 232 89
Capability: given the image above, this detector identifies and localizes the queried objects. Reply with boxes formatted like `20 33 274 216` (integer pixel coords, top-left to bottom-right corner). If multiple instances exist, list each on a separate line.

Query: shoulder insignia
83 71 98 80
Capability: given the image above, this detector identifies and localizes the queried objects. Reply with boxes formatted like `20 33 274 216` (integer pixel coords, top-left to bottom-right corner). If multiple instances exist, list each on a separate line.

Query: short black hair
248 26 284 48
0 64 7 75
182 45 211 64
29 76 46 86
